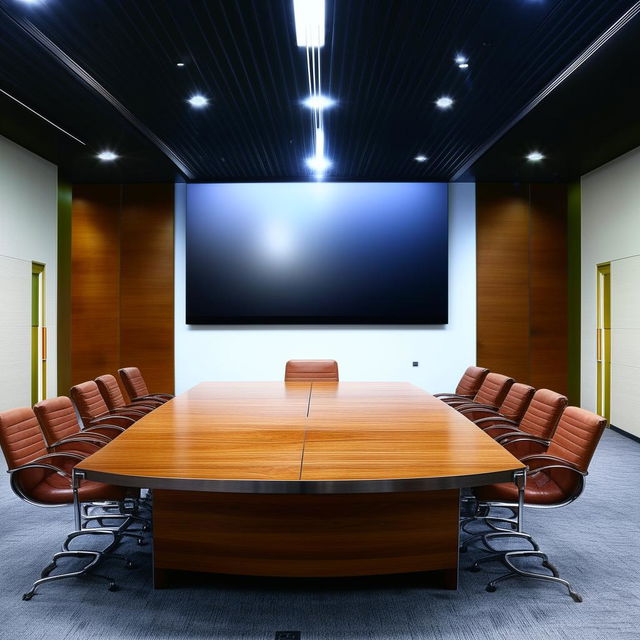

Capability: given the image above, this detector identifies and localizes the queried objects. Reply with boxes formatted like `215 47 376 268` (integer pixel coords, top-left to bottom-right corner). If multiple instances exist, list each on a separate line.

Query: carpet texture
0 428 638 640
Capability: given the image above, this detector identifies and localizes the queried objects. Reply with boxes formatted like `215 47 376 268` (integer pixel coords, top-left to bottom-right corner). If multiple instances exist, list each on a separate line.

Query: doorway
31 262 46 405
596 262 610 421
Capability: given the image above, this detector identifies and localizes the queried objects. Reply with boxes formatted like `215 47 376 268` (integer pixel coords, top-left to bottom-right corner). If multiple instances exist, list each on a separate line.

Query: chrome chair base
482 550 583 603
462 507 582 602
22 527 137 600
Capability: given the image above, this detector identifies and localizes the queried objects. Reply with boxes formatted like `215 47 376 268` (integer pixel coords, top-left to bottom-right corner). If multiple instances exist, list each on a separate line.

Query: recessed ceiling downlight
97 151 118 162
414 155 427 163
435 96 454 109
526 151 545 162
188 94 209 108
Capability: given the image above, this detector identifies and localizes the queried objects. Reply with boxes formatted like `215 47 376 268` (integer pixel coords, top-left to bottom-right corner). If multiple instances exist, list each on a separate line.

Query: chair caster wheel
136 538 145 546
22 592 34 601
142 524 150 532
108 582 119 592
485 584 496 593
570 592 583 603
126 560 135 569
469 564 481 573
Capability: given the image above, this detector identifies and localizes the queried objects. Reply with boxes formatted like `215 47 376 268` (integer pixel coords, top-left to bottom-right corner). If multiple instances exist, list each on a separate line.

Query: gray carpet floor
1 428 639 640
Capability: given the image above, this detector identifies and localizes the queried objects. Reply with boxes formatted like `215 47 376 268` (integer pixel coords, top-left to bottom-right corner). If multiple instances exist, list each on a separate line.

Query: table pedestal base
152 489 460 588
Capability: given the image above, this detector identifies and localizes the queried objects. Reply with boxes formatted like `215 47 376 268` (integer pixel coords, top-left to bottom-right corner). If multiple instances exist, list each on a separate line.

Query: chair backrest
33 396 82 445
497 383 535 422
119 367 149 401
546 406 607 473
455 366 489 396
0 407 49 494
96 374 127 410
0 407 48 469
518 388 568 439
285 360 339 382
70 380 110 422
473 373 514 407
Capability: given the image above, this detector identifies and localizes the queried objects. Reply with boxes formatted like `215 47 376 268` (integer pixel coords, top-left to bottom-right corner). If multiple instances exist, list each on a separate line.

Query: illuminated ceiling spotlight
435 96 454 109
455 54 469 69
414 155 428 163
293 0 325 48
303 94 335 110
526 151 545 162
188 94 209 108
97 150 118 162
176 62 185 67
306 127 331 179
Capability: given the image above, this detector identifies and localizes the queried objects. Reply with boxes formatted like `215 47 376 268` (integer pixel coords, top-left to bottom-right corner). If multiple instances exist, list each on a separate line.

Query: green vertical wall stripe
567 181 581 405
57 179 72 395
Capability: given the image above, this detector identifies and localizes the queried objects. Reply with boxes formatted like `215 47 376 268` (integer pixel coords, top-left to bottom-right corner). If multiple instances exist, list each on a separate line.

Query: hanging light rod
293 0 325 48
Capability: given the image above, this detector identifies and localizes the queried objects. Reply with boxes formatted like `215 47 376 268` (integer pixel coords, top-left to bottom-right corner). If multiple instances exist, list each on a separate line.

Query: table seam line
299 382 313 480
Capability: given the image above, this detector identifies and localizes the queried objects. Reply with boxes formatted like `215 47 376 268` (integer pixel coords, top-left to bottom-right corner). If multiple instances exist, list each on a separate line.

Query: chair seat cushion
474 470 567 505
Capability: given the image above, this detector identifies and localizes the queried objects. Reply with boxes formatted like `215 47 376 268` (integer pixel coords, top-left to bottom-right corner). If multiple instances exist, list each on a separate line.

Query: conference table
75 382 524 589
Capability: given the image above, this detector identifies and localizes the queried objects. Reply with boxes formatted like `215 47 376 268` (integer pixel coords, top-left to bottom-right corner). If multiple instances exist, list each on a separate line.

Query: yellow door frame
596 262 610 421
31 262 46 405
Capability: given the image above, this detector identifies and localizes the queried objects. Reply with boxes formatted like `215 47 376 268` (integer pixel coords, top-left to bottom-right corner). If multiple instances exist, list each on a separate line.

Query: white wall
0 135 58 408
581 145 640 416
175 182 476 394
610 256 640 437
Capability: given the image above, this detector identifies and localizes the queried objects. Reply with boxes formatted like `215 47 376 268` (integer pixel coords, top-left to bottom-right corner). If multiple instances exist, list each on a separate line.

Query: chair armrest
50 435 107 450
496 433 549 446
434 393 473 399
87 414 135 426
106 407 146 417
501 437 549 457
520 454 582 469
84 425 125 438
7 451 85 478
9 463 71 479
482 424 522 439
459 407 501 418
476 417 518 428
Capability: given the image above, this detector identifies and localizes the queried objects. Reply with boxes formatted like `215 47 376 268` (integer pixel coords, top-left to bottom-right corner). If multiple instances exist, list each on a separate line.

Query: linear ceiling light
293 0 325 48
0 87 85 145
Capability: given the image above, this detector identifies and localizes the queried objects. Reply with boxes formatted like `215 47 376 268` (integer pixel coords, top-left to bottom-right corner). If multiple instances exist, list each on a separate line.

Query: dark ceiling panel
0 0 638 182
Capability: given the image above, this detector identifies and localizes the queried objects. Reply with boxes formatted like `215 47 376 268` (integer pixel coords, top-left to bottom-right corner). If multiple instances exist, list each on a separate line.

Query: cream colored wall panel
0 135 58 398
611 256 640 329
611 328 640 368
611 363 640 438
0 255 31 411
581 145 640 411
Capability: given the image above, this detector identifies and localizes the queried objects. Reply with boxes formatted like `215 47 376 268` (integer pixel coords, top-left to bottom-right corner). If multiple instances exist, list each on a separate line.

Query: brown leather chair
481 389 568 458
284 359 339 382
445 373 514 411
34 395 124 454
71 380 145 429
118 367 174 404
466 406 608 600
458 383 535 425
0 407 133 599
434 366 489 400
96 373 159 413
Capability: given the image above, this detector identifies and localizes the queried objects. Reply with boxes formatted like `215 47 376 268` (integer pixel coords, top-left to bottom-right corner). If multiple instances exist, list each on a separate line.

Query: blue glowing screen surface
186 182 448 324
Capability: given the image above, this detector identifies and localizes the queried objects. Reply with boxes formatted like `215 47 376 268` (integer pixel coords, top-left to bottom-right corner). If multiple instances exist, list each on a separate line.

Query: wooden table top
76 382 524 493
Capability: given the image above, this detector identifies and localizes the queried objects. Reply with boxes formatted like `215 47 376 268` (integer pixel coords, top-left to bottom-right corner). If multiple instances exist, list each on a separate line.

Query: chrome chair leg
22 550 117 601
486 550 583 602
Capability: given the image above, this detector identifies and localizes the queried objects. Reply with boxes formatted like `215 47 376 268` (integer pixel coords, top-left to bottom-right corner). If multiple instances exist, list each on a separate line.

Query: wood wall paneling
529 184 569 393
71 184 174 394
476 183 569 395
120 184 174 395
71 184 120 388
476 184 530 382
